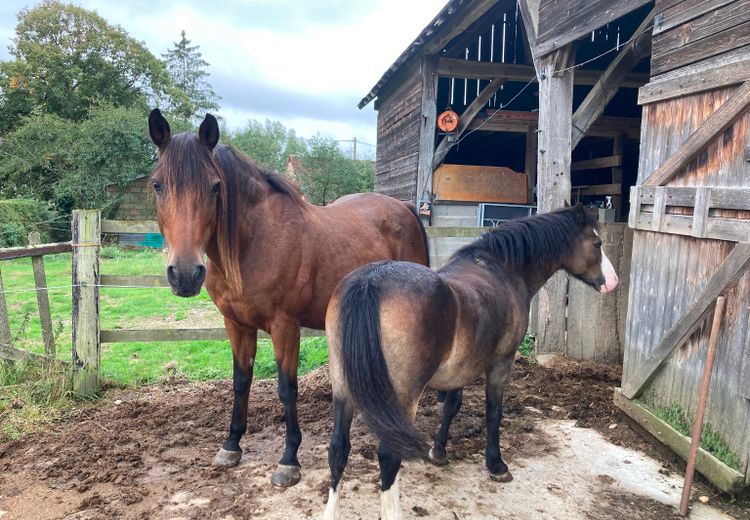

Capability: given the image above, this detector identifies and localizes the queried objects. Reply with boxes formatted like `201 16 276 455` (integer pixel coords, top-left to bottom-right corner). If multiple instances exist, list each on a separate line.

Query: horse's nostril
193 264 206 283
166 265 177 282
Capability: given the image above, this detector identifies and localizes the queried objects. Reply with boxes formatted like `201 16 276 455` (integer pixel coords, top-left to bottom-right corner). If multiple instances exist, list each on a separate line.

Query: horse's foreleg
214 321 257 468
270 318 302 487
485 357 515 482
322 397 354 520
429 388 463 466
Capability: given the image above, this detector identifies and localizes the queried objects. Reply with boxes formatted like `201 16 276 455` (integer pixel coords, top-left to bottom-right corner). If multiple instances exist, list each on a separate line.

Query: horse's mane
447 206 598 271
156 133 304 292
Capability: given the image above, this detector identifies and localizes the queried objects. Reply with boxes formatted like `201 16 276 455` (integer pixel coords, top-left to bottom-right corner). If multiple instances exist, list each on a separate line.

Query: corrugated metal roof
357 0 467 109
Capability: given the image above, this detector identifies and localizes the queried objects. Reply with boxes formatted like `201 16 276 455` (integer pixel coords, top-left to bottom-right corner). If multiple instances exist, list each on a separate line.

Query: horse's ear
148 108 171 149
563 200 571 208
199 113 220 151
573 202 587 225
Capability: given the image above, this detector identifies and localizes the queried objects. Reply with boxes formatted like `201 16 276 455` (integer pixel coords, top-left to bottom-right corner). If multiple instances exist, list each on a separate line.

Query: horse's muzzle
167 263 206 297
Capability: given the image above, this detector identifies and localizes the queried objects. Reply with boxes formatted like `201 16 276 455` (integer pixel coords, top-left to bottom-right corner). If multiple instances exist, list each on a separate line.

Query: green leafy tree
0 0 172 133
162 30 220 121
298 136 374 205
227 119 306 173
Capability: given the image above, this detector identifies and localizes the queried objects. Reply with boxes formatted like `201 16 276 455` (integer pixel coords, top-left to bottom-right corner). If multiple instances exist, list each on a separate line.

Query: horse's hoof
212 447 242 468
428 446 449 466
271 464 301 487
490 470 513 483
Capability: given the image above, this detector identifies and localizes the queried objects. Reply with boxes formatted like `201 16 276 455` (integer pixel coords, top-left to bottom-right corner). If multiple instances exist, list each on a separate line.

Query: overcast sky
0 0 448 151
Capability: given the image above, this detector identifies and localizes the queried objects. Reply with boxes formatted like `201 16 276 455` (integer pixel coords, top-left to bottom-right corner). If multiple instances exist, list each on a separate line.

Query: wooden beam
423 0 501 54
0 242 72 261
102 220 159 234
614 389 746 494
0 268 12 354
467 110 641 139
571 155 623 171
28 232 55 358
432 77 505 170
643 82 750 186
652 0 737 36
100 327 323 343
525 125 538 203
571 183 622 196
436 58 648 87
571 9 655 148
517 0 539 50
622 242 750 399
443 1 510 58
416 54 439 204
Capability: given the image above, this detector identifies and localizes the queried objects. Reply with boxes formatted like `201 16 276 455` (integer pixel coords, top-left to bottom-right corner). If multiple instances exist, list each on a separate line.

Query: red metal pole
679 296 726 517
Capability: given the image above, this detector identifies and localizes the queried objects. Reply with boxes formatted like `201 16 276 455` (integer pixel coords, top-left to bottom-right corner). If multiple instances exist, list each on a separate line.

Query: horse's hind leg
485 357 515 482
213 321 257 468
378 444 403 520
322 397 354 520
429 388 463 466
270 318 303 487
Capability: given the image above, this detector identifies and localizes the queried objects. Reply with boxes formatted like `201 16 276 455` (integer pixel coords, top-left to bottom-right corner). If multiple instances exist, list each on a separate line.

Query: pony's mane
448 206 598 270
155 133 304 292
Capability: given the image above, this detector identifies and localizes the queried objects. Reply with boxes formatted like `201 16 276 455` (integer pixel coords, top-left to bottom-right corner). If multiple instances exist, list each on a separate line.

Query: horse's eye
593 241 602 249
152 181 163 194
211 182 221 196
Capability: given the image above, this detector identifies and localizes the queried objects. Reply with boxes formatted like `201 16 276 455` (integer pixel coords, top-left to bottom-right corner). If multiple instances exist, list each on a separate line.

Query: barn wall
623 0 750 480
106 177 156 220
374 70 423 202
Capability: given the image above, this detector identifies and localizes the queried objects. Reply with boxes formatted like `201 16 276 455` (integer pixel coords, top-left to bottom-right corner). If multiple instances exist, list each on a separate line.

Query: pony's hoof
428 446 449 466
212 447 242 468
490 470 513 483
271 464 301 487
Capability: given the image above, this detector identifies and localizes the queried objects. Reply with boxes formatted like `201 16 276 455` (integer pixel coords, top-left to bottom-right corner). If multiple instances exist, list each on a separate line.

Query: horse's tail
338 270 429 460
405 202 430 268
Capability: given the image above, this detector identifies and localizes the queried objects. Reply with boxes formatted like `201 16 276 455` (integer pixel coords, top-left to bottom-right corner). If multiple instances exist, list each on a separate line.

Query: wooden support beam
644 81 750 187
0 242 72 261
622 242 750 399
571 155 622 171
28 232 55 358
571 183 622 196
517 0 539 50
525 126 538 204
572 9 655 148
432 77 505 170
423 0 501 55
417 55 439 204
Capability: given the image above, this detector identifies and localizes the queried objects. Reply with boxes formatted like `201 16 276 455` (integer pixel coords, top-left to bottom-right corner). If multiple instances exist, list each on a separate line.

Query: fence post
71 210 100 395
29 231 55 358
0 267 11 353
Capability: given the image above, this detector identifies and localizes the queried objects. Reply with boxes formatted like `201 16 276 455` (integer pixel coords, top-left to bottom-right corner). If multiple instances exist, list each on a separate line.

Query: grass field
0 246 329 386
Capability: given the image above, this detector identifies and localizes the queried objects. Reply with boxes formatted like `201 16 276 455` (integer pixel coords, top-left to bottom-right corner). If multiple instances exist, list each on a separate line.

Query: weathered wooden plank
436 58 649 87
100 274 170 288
740 328 750 400
637 186 750 211
416 54 439 205
639 45 750 105
28 232 55 358
571 156 623 171
432 164 528 203
423 0 502 55
632 212 750 242
71 210 101 396
653 0 738 36
0 242 72 261
652 19 750 76
0 268 12 353
643 82 750 186
571 183 622 196
100 327 324 343
622 242 750 399
651 187 667 232
0 343 66 365
536 0 652 57
101 220 160 234
691 187 711 238
525 126 538 204
614 388 746 493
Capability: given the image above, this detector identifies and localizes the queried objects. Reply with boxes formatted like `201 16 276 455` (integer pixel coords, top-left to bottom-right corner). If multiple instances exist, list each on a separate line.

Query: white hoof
380 475 401 520
322 487 341 520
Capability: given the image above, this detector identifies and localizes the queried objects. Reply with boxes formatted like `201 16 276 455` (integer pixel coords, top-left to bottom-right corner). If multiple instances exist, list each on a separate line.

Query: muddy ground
0 357 746 519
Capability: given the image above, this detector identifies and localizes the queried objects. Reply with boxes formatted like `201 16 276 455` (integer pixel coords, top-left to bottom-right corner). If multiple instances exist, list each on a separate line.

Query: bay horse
147 109 429 487
322 205 619 519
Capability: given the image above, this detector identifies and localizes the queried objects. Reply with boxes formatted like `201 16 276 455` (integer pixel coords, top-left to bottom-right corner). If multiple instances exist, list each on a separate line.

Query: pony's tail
339 270 429 460
405 203 430 268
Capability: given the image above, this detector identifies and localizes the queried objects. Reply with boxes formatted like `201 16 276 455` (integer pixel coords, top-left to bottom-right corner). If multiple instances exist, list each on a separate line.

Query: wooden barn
361 0 750 492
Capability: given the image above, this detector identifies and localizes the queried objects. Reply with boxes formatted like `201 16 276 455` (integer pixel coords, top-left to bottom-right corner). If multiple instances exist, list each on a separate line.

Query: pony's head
563 204 619 294
148 109 239 297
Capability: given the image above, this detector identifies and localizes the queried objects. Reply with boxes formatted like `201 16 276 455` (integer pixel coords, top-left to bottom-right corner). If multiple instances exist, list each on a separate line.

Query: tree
227 119 306 173
162 30 220 121
0 1 172 133
298 136 374 205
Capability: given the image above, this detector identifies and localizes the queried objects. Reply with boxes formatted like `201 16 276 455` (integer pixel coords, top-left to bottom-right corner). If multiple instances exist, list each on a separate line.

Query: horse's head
563 205 619 294
148 109 223 297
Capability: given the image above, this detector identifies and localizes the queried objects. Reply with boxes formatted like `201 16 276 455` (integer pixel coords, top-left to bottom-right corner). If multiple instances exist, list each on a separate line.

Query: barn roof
357 0 466 109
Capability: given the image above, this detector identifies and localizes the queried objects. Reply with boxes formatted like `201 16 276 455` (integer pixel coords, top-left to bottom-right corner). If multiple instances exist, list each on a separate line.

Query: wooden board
0 242 72 261
432 164 527 203
100 327 323 343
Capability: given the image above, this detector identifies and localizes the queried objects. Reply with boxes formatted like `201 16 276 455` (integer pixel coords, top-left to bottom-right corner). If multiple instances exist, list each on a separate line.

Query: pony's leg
213 320 257 467
270 318 303 487
378 443 403 520
429 388 463 466
485 357 515 482
322 397 354 520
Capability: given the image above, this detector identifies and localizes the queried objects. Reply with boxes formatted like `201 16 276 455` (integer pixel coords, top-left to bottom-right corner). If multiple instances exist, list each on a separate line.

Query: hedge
0 199 65 248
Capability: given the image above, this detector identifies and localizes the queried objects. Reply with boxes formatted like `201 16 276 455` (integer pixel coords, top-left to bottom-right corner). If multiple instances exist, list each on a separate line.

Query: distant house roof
357 0 465 109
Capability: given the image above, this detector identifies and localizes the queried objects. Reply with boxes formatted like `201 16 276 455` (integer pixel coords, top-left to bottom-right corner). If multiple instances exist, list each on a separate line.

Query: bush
0 199 63 247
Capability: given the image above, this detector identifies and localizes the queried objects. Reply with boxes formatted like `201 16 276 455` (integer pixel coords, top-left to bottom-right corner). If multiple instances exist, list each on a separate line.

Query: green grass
642 400 741 470
518 332 535 357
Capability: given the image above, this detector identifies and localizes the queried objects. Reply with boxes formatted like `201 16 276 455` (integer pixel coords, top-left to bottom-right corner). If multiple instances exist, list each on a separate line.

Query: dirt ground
0 357 747 520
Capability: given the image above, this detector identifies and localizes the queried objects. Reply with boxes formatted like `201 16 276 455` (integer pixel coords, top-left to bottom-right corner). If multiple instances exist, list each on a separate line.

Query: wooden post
525 125 538 204
71 210 101 395
611 133 626 221
0 267 11 353
28 231 55 358
534 45 576 353
416 54 439 206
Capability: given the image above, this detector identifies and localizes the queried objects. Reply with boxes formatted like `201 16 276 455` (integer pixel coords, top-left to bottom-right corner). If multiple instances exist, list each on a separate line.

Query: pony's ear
573 202 587 226
198 114 220 151
563 200 571 207
148 108 171 149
